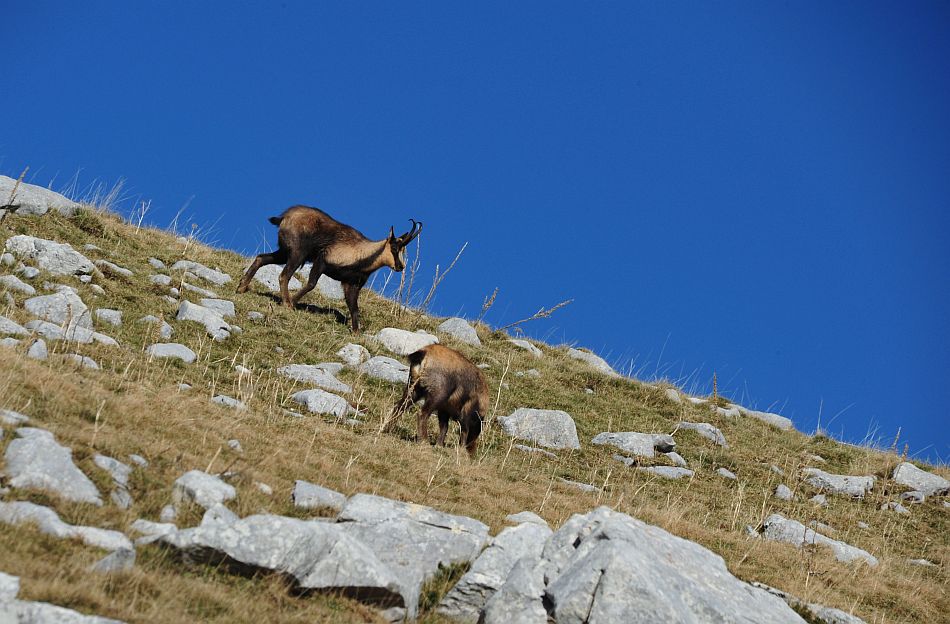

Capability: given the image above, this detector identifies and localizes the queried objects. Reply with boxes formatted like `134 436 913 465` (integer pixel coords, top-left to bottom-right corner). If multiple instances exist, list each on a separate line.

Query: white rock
0 175 80 216
252 263 302 291
513 444 558 458
665 452 688 467
170 260 231 285
176 300 231 341
291 389 353 418
634 464 695 480
505 511 549 527
0 274 36 294
95 308 122 327
278 364 352 393
497 408 580 450
172 470 236 510
0 252 14 267
677 421 728 447
591 432 676 458
774 484 794 501
201 503 240 528
160 505 178 523
358 355 410 383
63 354 100 369
0 500 131 551
880 501 910 515
810 494 829 507
129 454 148 467
1 409 29 425
558 478 599 493
337 342 370 366
4 235 95 275
717 467 737 480
803 468 875 498
762 514 878 566
24 320 118 346
146 343 196 363
247 310 264 320
227 439 243 452
892 462 950 496
25 289 92 330
19 266 41 279
4 428 102 505
148 257 166 269
292 480 347 513
0 314 29 336
149 273 172 286
27 339 48 360
94 259 133 278
89 547 136 574
438 317 481 346
664 388 682 403
211 394 245 410
0 336 20 348
139 315 174 339
181 281 217 298
374 327 439 356
199 298 236 318
567 347 619 376
0 571 19 601
734 404 795 430
508 339 542 357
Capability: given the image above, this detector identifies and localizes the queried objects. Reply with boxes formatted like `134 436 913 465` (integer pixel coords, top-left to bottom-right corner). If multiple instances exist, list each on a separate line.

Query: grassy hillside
0 205 946 623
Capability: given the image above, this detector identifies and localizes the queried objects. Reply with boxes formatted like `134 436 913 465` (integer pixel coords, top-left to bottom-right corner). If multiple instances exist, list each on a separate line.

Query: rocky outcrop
592 431 676 458
677 421 728 447
802 468 875 498
5 235 95 276
0 501 132 551
278 364 352 394
358 355 410 384
761 514 878 566
4 428 102 505
497 408 580 450
0 175 81 216
892 462 949 496
437 317 481 346
176 300 232 341
566 347 619 376
374 327 439 356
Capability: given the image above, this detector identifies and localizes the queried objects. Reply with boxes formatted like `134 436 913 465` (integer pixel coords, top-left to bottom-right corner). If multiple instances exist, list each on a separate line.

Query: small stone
899 490 925 504
508 339 542 357
172 470 236 510
634 465 695 480
0 274 36 294
160 504 178 522
0 252 14 267
27 339 48 360
90 547 136 573
227 439 243 452
802 468 875 498
171 260 231 286
255 482 273 496
278 364 351 393
498 408 580 450
211 394 246 410
677 421 728 447
513 444 557 458
880 501 910 515
0 409 29 425
857 521 869 529
770 465 785 476
745 525 760 538
178 383 192 391
140 315 174 339
247 310 264 320
4 235 95 276
95 259 134 278
665 452 688 467
129 454 149 467
199 297 236 318
762 514 878 566
374 327 439 356
290 389 353 418
567 347 619 376
19 266 41 279
809 494 828 507
774 484 794 501
146 343 196 363
0 314 29 337
0 571 19 600
591 431 676 458
358 355 409 383
664 388 682 403
557 478 598 493
90 284 106 295
437 317 481 346
717 467 737 480
176 300 231 341
907 558 938 568
79 274 92 283
148 257 166 270
892 462 950 497
149 274 173 286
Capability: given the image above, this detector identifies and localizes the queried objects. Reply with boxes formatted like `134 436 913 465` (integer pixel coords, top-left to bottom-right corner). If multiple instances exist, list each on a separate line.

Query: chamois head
387 219 423 271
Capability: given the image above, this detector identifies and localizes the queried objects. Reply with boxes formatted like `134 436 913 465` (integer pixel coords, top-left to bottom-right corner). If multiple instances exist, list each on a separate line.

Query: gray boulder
170 260 231 286
95 308 122 327
438 317 481 346
139 315 174 339
591 431 676 458
211 394 246 410
24 319 118 346
567 347 619 376
176 300 231 341
171 470 236 510
94 454 133 509
892 462 949 496
664 388 682 403
802 468 875 498
149 273 172 286
146 343 196 363
509 339 542 357
90 548 136 574
337 342 370 366
27 338 48 360
753 582 867 624
0 500 132 551
0 571 18 601
733 404 795 431
636 465 695 480
251 263 302 291
717 467 738 480
497 408 580 450
148 257 166 269
677 421 728 447
374 327 439 356
4 235 95 275
0 175 80 216
292 480 347 513
505 512 549 527
0 409 29 426
25 289 93 330
438 521 552 622
0 314 28 336
0 274 36 294
761 514 878 566
337 493 491 620
199 297 236 318
278 364 352 394
483 506 805 624
358 355 409 383
774 484 794 501
4 427 102 505
290 389 353 418
161 513 404 612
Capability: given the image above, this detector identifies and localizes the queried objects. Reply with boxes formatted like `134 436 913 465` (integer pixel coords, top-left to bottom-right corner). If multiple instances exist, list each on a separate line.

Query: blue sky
5 2 949 462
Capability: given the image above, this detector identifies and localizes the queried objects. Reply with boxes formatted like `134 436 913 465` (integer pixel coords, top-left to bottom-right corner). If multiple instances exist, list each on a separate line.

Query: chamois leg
460 412 482 457
416 392 446 444
236 249 288 294
343 280 365 333
435 412 450 447
279 252 306 308
291 261 324 306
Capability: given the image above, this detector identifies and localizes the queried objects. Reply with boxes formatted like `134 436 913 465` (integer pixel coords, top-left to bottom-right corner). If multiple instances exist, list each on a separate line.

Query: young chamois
236 205 422 333
388 344 488 456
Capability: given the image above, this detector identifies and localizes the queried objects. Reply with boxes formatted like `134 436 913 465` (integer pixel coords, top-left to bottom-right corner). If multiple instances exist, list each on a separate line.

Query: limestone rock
635 465 695 480
513 444 557 458
172 470 236 510
63 354 99 369
374 327 439 356
278 364 352 393
0 571 19 601
0 500 132 551
176 300 231 340
0 274 35 294
4 427 102 505
358 355 409 383
803 468 875 498
664 388 682 403
717 467 738 480
27 339 48 360
775 484 794 501
251 263 302 291
761 514 878 566
0 409 29 426
0 176 80 216
591 431 676 458
557 478 598 493
0 314 28 336
4 235 95 275
90 548 136 574
95 308 122 327
94 259 133 278
509 339 542 357
170 260 231 286
665 452 688 467
438 521 552 622
139 315 174 339
292 480 347 513
438 317 481 346
147 257 166 270
567 347 619 376
211 394 245 410
677 421 728 447
199 297 236 318
336 343 370 366
892 462 949 497
497 408 580 450
733 404 795 431
505 512 549 527
146 343 196 363
25 289 93 330
24 319 118 346
290 389 353 418
149 274 172 286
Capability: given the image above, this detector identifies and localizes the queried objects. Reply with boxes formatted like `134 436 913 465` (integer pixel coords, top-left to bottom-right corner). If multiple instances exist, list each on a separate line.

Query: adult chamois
236 205 422 333
387 344 488 456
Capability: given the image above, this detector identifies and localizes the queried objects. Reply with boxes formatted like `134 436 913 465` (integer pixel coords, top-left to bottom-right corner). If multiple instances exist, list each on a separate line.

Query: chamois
236 205 421 333
387 344 488 456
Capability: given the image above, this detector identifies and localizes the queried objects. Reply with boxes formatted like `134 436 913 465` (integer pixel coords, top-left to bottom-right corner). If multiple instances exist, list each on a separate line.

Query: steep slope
0 185 947 623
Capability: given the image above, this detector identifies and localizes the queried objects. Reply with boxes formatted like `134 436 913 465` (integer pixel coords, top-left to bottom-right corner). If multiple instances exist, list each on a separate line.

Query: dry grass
0 208 947 623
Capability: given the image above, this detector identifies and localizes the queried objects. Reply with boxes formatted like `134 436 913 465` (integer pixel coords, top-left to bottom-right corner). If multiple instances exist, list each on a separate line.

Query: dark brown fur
388 344 488 456
236 205 421 333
